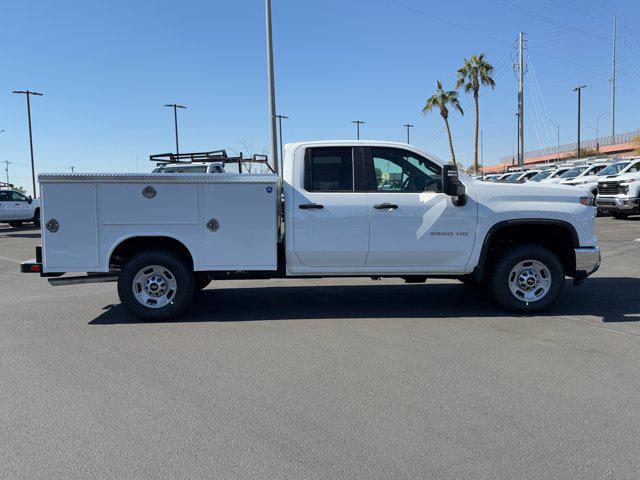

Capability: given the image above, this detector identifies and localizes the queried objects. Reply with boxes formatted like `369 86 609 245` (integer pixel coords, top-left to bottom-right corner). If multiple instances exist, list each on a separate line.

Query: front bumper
596 195 639 211
573 246 600 285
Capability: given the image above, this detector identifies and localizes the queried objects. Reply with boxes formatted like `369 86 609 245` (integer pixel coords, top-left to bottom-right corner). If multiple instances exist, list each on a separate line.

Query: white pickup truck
596 166 640 219
0 185 41 228
21 141 600 320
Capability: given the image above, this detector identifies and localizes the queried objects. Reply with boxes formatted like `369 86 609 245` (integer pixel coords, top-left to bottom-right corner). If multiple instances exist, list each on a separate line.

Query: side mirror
441 165 466 206
442 164 466 194
27 195 33 204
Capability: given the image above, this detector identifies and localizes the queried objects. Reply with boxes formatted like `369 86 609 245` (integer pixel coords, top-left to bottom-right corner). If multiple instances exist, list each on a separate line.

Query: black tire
489 244 565 313
8 221 22 227
32 209 40 228
611 212 629 219
117 250 195 321
195 273 212 291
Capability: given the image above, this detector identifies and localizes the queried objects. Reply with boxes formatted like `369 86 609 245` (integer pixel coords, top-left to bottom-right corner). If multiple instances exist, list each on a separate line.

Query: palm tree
422 80 464 166
456 53 495 172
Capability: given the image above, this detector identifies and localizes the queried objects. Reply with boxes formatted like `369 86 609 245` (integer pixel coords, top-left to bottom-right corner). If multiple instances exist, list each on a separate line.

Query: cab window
10 192 27 201
0 191 10 201
369 147 441 192
305 147 354 192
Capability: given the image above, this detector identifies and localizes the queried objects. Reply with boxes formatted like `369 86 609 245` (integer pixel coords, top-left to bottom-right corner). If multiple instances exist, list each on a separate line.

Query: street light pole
573 85 586 159
13 90 43 198
352 120 365 140
265 0 279 175
164 104 186 157
403 124 414 144
595 112 609 151
276 114 288 168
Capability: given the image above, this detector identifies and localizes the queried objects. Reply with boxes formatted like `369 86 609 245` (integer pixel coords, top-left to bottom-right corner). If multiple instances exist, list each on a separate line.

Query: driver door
364 146 476 269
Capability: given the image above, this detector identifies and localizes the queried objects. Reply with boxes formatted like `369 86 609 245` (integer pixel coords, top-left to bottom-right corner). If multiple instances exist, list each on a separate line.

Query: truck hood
472 178 590 199
600 171 640 183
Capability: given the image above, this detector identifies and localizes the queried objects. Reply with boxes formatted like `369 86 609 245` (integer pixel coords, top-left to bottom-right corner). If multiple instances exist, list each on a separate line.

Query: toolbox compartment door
41 182 99 271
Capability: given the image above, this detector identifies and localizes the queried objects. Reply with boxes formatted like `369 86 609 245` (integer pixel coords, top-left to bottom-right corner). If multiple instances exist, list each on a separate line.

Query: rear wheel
489 244 564 313
117 250 195 320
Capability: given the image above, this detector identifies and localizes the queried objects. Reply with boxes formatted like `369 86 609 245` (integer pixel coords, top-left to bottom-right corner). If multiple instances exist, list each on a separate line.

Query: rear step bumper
20 245 45 274
20 258 42 273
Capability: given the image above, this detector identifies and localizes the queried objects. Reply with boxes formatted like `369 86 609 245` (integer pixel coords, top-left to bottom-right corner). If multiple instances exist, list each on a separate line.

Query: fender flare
473 219 579 281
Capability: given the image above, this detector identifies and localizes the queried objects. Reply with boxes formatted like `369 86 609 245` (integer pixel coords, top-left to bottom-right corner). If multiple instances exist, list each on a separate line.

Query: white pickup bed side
39 173 278 273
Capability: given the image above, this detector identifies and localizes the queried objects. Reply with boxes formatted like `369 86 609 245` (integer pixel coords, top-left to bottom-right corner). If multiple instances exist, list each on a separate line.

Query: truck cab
22 141 600 320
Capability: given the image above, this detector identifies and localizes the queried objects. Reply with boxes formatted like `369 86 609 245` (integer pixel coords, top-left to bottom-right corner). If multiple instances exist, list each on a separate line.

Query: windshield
529 170 553 181
504 173 523 182
154 165 208 173
598 162 629 176
560 166 587 178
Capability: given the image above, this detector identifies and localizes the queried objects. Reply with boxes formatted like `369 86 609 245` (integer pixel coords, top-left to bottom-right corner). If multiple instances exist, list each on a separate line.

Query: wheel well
478 222 577 279
109 236 194 270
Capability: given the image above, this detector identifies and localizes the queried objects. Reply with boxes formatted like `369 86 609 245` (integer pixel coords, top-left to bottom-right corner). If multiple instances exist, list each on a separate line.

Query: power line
543 0 611 24
385 0 512 45
490 0 610 42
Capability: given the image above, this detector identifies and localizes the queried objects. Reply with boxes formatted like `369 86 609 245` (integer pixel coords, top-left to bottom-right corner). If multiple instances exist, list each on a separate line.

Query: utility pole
573 85 586 159
517 32 525 167
276 114 288 168
13 90 43 198
265 0 279 175
611 16 617 141
70 166 75 173
352 120 365 140
164 104 186 157
2 160 12 184
403 124 414 144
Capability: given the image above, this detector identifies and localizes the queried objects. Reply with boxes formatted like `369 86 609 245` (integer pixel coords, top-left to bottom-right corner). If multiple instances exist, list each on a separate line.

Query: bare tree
230 140 269 173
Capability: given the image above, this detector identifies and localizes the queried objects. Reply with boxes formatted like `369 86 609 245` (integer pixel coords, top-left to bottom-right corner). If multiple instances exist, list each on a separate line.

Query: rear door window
305 147 355 192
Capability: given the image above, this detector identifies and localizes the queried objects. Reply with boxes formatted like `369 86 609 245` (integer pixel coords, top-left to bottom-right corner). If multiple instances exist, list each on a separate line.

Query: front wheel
489 244 564 313
117 250 195 321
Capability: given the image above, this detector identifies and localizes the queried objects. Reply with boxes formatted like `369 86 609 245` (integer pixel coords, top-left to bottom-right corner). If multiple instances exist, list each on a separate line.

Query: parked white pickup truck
21 141 600 320
0 184 41 228
596 167 640 219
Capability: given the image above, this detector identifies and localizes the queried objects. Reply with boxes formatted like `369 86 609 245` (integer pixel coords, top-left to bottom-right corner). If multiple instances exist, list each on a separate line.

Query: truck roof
284 140 448 165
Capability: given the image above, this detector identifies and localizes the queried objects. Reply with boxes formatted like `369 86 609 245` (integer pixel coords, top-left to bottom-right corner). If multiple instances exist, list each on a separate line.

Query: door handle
373 203 398 209
299 203 324 210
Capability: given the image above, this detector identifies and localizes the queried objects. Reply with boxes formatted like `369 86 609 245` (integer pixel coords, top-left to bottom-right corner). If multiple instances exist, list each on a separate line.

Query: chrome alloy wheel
508 260 552 303
132 265 177 308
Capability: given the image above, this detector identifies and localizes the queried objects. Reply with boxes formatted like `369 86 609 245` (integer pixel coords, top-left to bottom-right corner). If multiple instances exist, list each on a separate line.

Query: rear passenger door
292 146 369 267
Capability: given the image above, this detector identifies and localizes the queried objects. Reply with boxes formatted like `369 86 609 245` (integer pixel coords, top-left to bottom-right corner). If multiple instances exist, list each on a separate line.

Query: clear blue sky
1 0 639 194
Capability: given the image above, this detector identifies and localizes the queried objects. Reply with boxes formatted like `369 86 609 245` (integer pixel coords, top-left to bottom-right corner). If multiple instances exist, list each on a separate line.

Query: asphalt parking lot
1 217 639 480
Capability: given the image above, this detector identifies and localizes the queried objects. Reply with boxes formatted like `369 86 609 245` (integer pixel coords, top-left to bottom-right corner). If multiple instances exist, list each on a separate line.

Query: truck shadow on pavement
90 277 640 325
